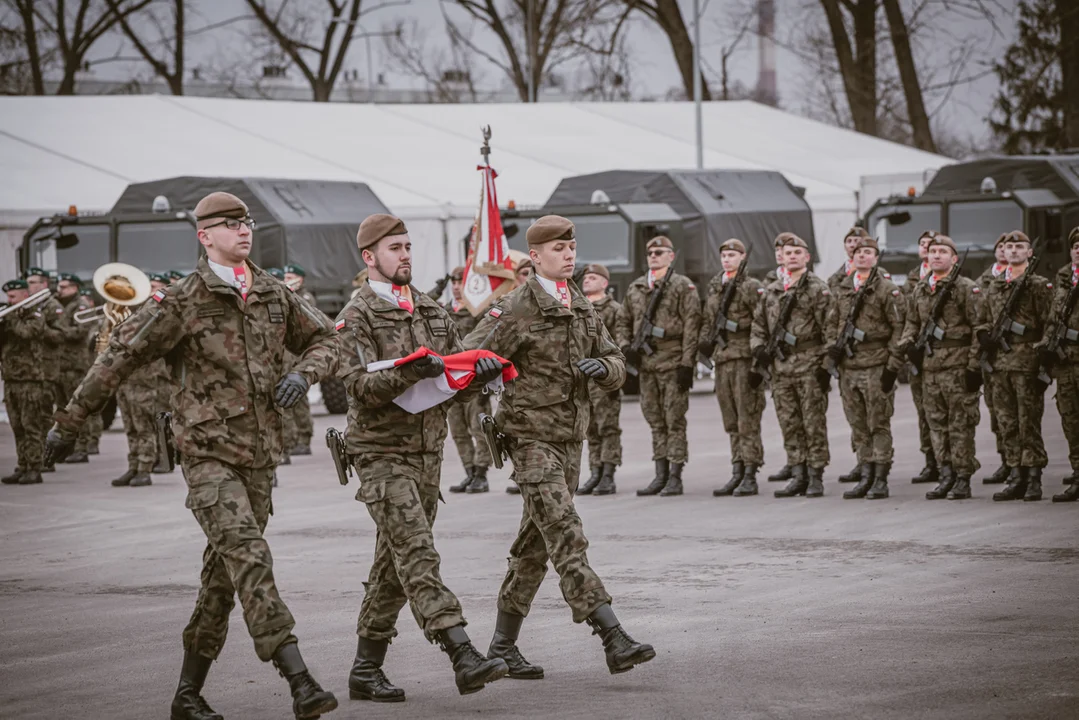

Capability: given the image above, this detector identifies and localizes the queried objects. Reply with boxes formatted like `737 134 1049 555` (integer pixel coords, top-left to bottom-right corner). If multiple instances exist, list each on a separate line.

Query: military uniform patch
971 287 980 293
335 319 346 331
267 301 284 323
757 287 765 294
488 307 503 318
152 289 167 303
892 289 901 296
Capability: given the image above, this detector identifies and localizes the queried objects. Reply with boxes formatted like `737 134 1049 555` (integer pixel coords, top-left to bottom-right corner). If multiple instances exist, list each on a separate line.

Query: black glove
826 345 844 364
748 371 764 389
44 426 76 466
976 329 996 352
880 367 898 393
621 345 640 366
964 369 983 393
753 345 772 367
676 365 694 391
905 343 924 367
1038 345 1057 369
697 340 716 358
411 354 445 379
274 372 310 408
474 356 504 384
577 358 608 380
815 367 832 394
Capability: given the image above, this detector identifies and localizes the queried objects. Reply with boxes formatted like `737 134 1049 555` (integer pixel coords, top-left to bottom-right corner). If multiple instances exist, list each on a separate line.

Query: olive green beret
526 215 575 246
267 267 285 280
927 234 958 254
719 238 746 254
1069 226 1079 247
844 226 870 241
4 279 28 292
997 230 1030 247
283 263 305 276
450 265 465 281
646 235 674 251
776 232 808 249
357 214 408 250
853 236 879 253
58 272 82 284
194 192 249 229
582 263 610 281
22 266 48 280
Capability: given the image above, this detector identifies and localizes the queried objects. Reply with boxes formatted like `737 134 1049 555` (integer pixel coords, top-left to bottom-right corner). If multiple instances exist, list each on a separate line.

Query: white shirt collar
368 279 413 307
207 257 244 289
534 274 564 302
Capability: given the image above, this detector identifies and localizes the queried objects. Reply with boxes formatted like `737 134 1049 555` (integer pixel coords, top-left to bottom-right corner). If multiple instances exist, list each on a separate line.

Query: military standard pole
693 0 703 169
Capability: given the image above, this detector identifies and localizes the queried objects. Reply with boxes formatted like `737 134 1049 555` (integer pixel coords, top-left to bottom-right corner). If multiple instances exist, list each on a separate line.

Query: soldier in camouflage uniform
24 268 64 471
900 234 982 501
577 263 623 496
320 214 508 701
763 237 795 482
1 279 50 485
976 231 1054 502
463 214 654 679
697 239 766 497
904 232 938 485
45 192 339 720
752 233 834 497
616 235 701 496
52 273 96 461
283 264 316 456
78 289 104 455
444 266 494 495
976 238 1011 484
1044 228 1079 501
825 237 906 500
504 257 536 498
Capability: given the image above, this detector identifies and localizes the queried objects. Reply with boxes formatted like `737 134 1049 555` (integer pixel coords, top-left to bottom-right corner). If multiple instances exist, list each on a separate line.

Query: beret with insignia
450 265 465 281
927 234 958 254
997 230 1030 247
3 279 28 291
267 267 285 280
853 236 879 253
527 215 575 246
58 272 82 284
776 232 808 249
194 191 249 229
22 266 48 280
283 263 306 276
1069 226 1079 247
645 235 674 251
357 213 408 250
718 238 746 254
583 263 610 281
844 226 871 240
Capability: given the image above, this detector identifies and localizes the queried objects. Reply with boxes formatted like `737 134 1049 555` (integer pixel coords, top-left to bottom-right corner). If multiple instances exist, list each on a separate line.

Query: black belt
726 328 750 339
1008 334 1039 345
856 339 889 352
934 336 972 349
790 339 823 354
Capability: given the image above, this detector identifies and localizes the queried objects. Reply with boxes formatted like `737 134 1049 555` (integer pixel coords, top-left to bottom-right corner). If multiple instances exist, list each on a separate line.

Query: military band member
698 239 766 497
79 289 105 455
900 234 981 501
977 237 1011 484
752 233 833 498
45 192 339 720
578 263 623 496
1 279 50 485
826 237 905 500
905 232 938 485
53 272 95 462
283 264 317 456
1045 228 1079 502
462 215 655 679
617 235 701 497
977 231 1053 501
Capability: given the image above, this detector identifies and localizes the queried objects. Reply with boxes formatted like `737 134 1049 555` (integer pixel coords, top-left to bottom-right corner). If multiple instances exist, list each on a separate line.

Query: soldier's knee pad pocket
525 482 572 528
185 481 219 510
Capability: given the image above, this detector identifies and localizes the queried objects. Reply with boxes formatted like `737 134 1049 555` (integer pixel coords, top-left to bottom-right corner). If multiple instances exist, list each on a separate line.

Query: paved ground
1 384 1076 720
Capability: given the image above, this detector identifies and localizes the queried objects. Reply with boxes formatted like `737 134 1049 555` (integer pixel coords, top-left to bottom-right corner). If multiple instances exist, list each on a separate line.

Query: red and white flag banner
366 347 517 414
461 164 516 316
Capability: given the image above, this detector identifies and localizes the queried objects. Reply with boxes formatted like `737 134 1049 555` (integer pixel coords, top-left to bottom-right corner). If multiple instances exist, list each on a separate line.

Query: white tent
0 95 951 286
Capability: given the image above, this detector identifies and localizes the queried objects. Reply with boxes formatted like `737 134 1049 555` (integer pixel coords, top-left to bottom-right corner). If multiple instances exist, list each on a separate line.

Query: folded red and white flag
366 347 518 414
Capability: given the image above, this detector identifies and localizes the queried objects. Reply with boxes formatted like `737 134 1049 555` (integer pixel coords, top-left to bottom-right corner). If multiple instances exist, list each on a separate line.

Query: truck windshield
868 203 943 253
117 221 199 274
567 215 630 268
947 199 1022 248
31 223 110 281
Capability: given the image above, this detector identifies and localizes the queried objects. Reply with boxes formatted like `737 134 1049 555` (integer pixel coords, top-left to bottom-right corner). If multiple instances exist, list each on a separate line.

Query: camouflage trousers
639 369 689 463
447 394 492 469
501 439 611 623
1054 361 1079 472
839 365 896 464
283 393 313 450
922 368 980 476
55 370 92 453
714 358 765 465
5 381 49 472
354 452 465 642
908 371 933 456
771 371 830 469
181 459 297 662
983 368 1004 457
117 383 158 473
587 383 622 468
986 371 1047 469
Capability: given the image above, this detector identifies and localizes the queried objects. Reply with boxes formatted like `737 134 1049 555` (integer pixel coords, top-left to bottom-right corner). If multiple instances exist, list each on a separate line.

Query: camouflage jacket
590 294 621 337
462 276 625 443
902 262 928 298
899 274 981 373
56 256 336 469
827 261 852 292
57 294 94 373
751 271 832 377
698 271 764 364
324 282 463 456
40 296 67 381
1 303 49 382
825 270 906 372
447 302 480 337
1045 268 1079 363
615 272 701 372
975 271 1054 373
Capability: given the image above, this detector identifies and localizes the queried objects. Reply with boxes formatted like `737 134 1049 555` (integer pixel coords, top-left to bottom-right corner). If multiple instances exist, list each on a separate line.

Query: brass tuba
80 263 151 353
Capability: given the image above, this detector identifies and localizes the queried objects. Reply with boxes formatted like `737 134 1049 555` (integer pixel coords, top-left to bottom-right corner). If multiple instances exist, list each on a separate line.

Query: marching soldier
763 236 795 482
578 263 623 496
319 214 508 701
444 265 495 494
976 237 1011 485
1 279 50 485
284 264 317 457
53 273 95 462
977 231 1053 501
45 192 340 720
616 235 701 497
751 233 833 498
900 234 981 501
1043 228 1079 501
698 239 766 497
826 237 905 500
462 215 655 680
504 257 536 497
905 232 938 485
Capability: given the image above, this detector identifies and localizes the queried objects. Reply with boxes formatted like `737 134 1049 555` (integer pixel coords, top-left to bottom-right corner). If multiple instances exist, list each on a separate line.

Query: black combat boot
18 470 42 485
42 462 55 473
947 474 972 500
775 464 808 498
64 451 89 464
843 463 875 499
487 610 544 679
152 455 172 474
506 483 521 495
733 464 759 496
348 636 405 702
713 461 744 497
1064 471 1077 485
925 465 955 499
865 463 890 500
449 466 474 494
578 466 603 495
767 464 793 482
111 469 137 487
88 440 100 455
982 461 1010 485
993 467 1028 502
130 471 153 487
1022 467 1043 501
1053 483 1079 502
2 468 22 485
586 604 656 675
272 642 338 719
594 463 617 495
637 459 669 496
436 625 509 695
467 466 490 493
660 463 684 496
838 462 862 484
805 466 825 497
290 444 312 456
170 650 223 720
279 453 291 465
911 452 938 484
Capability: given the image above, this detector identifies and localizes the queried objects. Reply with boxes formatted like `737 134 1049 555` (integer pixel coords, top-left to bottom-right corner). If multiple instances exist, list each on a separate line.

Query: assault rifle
625 273 670 377
825 266 878 379
907 249 968 376
979 244 1043 374
754 271 808 384
1037 277 1079 386
710 258 748 352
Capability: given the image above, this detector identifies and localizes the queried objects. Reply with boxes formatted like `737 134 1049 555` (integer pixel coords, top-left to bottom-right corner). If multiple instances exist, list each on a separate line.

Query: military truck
19 176 390 415
863 155 1079 284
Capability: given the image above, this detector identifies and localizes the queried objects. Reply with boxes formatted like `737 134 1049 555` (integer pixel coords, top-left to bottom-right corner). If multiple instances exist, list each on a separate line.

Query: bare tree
384 16 486 102
819 0 878 136
624 0 711 101
2 1 48 93
1058 0 1079 147
105 0 184 95
882 0 935 151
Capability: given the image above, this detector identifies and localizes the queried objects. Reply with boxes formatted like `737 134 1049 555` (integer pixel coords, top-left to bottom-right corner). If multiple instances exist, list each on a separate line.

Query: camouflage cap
844 226 871 241
718 238 746 254
853 236 879 253
527 215 575 246
3 279 28 292
646 235 674 251
1069 226 1079 247
283 263 306 276
58 272 82 284
450 265 465 281
997 230 1031 246
776 232 809 249
582 263 610 281
267 267 286 280
357 213 407 250
22 266 48 280
927 234 958 254
193 191 249 229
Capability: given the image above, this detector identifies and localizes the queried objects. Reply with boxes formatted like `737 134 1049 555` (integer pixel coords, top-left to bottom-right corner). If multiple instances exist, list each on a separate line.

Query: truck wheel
101 396 118 430
320 377 350 415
